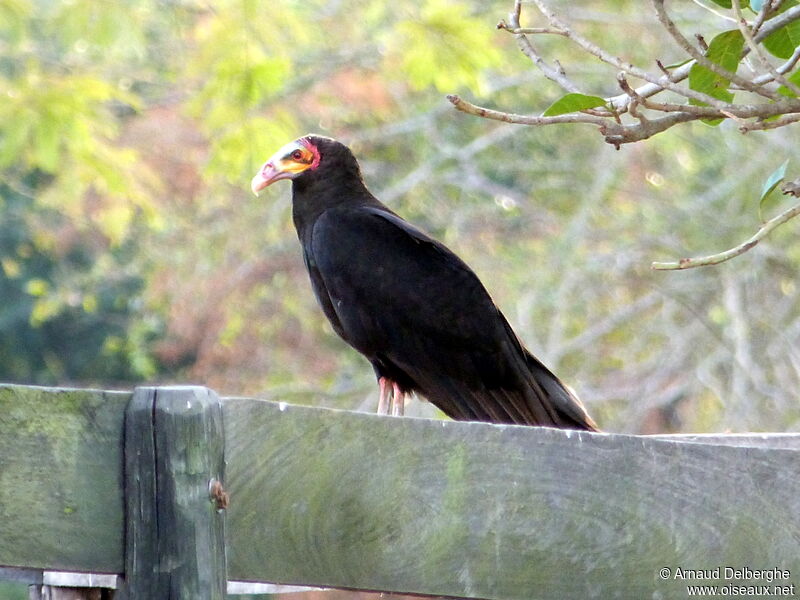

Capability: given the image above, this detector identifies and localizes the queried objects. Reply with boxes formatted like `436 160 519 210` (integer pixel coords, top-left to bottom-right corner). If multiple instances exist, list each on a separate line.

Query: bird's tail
520 349 599 431
422 353 599 431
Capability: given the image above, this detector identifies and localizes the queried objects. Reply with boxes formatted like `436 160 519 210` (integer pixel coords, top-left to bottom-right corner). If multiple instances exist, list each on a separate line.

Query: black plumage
251 135 597 430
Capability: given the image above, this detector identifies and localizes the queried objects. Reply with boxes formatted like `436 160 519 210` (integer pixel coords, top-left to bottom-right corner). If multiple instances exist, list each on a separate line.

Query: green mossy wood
118 386 227 600
224 399 800 599
2 384 800 599
0 385 127 573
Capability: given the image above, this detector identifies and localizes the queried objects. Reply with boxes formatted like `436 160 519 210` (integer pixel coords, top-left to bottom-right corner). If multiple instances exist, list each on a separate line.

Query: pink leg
377 377 391 415
390 381 405 417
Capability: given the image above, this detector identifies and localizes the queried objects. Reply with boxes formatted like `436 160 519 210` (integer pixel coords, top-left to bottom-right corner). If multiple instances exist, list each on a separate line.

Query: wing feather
306 204 595 429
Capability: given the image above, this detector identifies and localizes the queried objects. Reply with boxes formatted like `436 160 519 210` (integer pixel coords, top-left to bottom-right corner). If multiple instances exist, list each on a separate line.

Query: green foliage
0 0 31 47
0 71 135 173
688 30 744 105
0 0 799 436
706 0 750 8
0 184 156 384
542 93 607 116
778 69 800 96
758 158 790 220
390 0 503 93
688 30 744 125
762 1 800 58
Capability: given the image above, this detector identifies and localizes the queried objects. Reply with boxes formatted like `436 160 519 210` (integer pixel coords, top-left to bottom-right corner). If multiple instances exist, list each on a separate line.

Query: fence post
119 386 227 600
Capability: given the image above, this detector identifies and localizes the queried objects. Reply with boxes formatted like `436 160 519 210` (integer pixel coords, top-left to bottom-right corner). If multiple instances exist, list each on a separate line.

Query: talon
377 377 391 415
391 381 405 417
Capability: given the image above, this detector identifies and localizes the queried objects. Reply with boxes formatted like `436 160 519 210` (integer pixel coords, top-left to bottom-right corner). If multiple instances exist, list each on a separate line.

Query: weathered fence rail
1 383 799 599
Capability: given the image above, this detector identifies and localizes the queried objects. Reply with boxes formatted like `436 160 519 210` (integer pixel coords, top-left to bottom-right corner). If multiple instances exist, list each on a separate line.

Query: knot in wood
208 479 230 511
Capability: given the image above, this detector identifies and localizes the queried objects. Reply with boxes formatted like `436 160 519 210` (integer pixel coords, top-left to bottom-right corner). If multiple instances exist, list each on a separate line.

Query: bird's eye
291 149 304 161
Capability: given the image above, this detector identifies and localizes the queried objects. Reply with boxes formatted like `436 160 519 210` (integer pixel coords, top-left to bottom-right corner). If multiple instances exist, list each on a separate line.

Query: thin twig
753 5 800 42
643 97 800 118
738 112 800 132
732 0 800 96
690 0 738 22
749 0 773 37
449 91 800 145
651 201 800 270
449 1 800 146
446 94 604 126
528 0 731 108
502 0 582 95
653 0 781 101
601 111 699 148
748 44 800 85
606 61 695 112
497 24 567 36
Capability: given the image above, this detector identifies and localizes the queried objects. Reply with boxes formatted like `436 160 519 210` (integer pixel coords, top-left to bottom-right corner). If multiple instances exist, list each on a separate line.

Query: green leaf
542 93 607 117
688 30 745 104
762 1 800 59
689 30 745 124
0 0 32 45
759 158 790 221
706 0 750 7
33 114 61 172
777 69 800 97
662 58 693 70
25 278 50 297
391 0 503 93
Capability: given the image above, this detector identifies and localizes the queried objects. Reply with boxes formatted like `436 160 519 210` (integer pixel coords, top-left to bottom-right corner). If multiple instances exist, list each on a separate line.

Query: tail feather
420 363 598 431
521 349 598 431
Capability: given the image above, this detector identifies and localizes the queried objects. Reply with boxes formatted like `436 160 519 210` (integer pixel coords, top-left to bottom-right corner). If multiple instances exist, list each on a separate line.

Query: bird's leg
377 376 391 415
390 381 405 416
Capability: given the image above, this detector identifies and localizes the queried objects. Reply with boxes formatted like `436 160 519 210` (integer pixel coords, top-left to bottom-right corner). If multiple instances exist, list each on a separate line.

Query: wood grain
223 399 800 599
0 385 127 573
3 383 800 599
119 387 226 600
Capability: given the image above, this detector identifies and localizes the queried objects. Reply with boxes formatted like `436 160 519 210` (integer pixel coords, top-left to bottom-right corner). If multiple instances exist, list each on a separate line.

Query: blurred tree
451 0 800 269
0 0 797 438
0 179 157 384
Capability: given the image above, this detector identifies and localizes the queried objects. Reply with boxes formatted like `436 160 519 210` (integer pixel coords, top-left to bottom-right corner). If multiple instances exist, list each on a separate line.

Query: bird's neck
291 174 381 237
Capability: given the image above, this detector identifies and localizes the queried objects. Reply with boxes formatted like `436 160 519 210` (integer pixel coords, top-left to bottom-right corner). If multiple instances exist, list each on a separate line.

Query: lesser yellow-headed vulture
251 135 597 430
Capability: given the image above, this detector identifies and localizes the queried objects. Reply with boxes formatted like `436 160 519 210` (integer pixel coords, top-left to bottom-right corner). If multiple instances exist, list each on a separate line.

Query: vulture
251 134 597 431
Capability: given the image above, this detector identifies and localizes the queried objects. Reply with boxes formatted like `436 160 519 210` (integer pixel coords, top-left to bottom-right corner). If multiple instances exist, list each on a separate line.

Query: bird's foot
390 381 405 416
377 377 391 415
377 377 405 416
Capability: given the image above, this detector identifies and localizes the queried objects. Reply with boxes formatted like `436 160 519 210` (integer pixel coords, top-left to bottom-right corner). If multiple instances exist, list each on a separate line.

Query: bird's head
251 134 363 197
250 136 322 196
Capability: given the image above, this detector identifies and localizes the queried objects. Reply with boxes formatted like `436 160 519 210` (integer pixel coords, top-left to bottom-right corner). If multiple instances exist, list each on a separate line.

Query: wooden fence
1 383 799 599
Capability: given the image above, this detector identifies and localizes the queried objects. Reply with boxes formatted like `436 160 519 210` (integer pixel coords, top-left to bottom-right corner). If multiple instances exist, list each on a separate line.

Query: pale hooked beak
251 162 291 196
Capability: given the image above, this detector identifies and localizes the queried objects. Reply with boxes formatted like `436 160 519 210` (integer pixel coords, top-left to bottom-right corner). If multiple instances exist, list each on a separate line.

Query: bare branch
749 0 773 37
449 1 800 148
690 0 739 23
499 0 582 95
446 94 604 126
651 201 800 270
601 112 698 148
732 0 800 97
497 24 567 36
783 177 800 197
528 0 731 107
653 0 781 101
737 112 800 132
748 44 800 86
753 5 800 42
606 61 695 112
